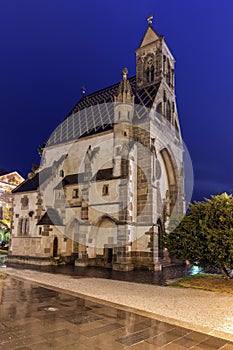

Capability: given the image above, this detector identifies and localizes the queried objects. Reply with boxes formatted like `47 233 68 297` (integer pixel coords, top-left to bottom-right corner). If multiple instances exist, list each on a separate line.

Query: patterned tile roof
46 77 160 147
67 77 160 116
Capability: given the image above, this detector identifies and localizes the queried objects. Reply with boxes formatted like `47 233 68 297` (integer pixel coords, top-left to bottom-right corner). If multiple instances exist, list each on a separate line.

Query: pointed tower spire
114 68 134 124
115 68 134 104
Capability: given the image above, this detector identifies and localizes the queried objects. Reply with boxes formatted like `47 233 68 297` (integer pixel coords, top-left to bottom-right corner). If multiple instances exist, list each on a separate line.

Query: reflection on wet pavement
6 262 189 286
0 276 232 349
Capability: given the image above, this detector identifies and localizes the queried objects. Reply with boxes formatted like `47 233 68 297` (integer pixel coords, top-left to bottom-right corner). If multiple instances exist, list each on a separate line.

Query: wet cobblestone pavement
0 277 233 349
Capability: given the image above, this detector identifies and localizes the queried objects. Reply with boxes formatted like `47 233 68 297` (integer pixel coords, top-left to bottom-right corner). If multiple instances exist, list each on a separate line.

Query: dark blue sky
1 0 232 201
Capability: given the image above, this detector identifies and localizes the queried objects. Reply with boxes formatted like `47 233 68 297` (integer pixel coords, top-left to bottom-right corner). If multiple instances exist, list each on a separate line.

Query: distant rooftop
0 169 8 176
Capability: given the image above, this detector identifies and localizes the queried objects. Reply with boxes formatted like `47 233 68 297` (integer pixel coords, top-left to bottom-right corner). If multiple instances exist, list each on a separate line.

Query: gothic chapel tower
136 15 180 134
132 15 184 269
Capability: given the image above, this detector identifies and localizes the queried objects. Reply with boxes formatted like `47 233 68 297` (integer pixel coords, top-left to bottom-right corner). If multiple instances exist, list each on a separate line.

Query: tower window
146 67 150 83
151 65 154 81
146 65 154 83
172 102 175 113
156 102 163 118
167 101 171 122
145 56 155 83
163 90 167 102
72 188 79 198
102 184 109 196
156 58 160 76
166 58 171 86
163 55 166 71
123 131 127 137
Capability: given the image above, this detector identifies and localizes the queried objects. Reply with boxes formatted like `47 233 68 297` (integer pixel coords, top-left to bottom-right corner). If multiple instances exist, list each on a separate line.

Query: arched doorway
66 218 84 262
90 215 118 267
53 237 58 257
157 219 164 259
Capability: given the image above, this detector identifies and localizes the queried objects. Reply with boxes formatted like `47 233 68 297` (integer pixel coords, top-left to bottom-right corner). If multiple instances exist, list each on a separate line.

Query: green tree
164 193 233 278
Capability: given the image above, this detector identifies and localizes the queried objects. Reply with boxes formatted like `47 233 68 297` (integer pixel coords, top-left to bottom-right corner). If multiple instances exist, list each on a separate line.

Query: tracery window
18 218 29 235
145 56 155 83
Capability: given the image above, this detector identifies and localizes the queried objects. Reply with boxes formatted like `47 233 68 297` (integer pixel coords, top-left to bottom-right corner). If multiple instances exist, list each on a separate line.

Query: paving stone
81 322 124 337
197 336 229 349
0 276 233 350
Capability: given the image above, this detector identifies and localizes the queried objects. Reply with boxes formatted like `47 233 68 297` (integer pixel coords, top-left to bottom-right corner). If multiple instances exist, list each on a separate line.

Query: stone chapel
8 16 185 271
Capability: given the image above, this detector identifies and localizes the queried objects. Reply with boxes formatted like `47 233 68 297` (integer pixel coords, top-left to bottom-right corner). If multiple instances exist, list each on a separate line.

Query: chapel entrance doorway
104 247 114 267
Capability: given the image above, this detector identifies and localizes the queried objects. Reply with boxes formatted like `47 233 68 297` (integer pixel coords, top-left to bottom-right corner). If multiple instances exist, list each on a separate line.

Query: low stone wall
6 255 52 267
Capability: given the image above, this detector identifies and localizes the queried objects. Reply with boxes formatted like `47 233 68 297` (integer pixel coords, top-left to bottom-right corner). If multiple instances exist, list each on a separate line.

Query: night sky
1 0 233 202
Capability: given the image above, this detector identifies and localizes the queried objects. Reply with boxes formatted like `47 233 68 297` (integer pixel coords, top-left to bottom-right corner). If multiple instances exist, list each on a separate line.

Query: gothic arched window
146 67 150 83
166 58 171 86
151 65 155 81
167 101 172 122
24 218 29 235
145 56 155 83
163 55 166 72
19 218 24 235
156 102 163 118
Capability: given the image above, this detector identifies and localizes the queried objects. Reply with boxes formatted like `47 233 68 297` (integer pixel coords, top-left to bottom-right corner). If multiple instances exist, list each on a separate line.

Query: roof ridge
66 76 136 119
81 76 136 99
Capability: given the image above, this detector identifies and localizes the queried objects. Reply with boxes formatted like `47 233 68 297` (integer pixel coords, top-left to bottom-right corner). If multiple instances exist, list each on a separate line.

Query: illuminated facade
9 18 185 271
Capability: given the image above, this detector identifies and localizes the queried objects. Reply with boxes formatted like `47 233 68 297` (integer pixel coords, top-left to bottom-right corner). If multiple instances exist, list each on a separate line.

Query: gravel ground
2 266 233 342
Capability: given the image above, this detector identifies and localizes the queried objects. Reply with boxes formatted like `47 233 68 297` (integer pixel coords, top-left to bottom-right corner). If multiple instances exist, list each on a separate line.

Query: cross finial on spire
147 14 153 26
122 67 128 79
